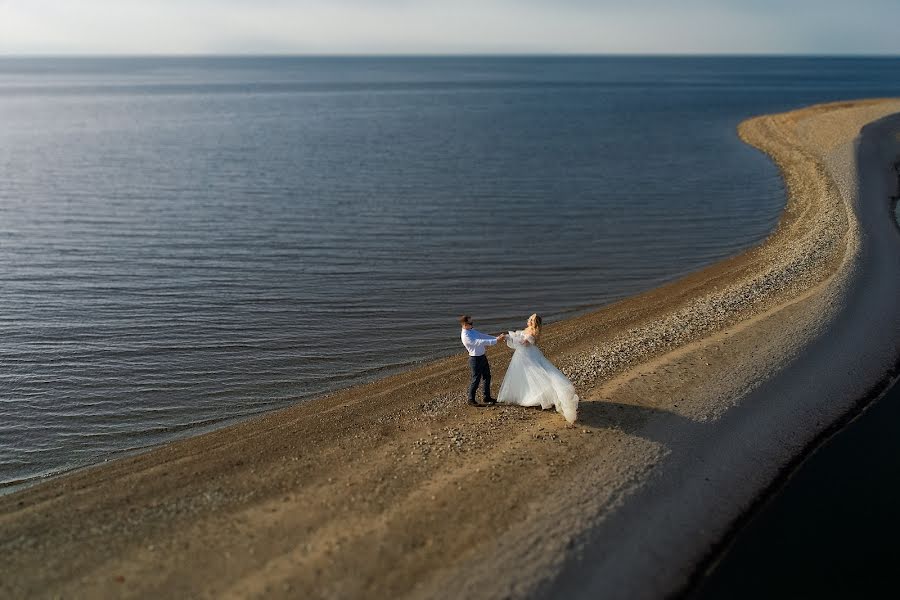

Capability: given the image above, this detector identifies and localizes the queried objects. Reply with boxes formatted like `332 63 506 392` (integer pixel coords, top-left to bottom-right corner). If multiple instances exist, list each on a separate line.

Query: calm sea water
3 56 900 490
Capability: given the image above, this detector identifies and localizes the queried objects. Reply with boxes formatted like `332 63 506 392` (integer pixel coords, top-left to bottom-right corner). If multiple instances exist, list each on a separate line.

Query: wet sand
2 99 900 599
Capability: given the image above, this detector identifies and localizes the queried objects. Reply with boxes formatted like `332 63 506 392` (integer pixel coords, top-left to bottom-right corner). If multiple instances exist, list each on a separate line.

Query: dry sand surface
3 99 900 600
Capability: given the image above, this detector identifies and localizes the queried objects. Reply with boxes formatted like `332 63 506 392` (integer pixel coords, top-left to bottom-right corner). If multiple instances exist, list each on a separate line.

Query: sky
0 0 898 55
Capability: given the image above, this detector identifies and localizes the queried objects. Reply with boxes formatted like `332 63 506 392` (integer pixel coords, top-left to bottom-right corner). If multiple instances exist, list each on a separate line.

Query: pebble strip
559 114 851 389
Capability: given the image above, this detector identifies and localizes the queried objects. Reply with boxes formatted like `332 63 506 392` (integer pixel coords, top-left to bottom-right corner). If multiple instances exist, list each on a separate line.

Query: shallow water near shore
3 56 900 489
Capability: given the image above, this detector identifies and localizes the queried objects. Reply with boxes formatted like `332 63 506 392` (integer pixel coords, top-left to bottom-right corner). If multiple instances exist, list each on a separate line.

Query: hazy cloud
0 0 897 54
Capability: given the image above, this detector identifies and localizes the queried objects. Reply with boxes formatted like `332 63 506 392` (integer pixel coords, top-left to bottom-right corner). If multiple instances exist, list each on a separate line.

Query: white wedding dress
498 330 579 423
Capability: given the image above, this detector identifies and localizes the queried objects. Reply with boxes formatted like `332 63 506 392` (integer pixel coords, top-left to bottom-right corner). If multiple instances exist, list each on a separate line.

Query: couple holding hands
459 313 578 424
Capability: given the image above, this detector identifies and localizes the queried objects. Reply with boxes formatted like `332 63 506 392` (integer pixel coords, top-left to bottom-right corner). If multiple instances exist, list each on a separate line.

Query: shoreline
550 104 900 600
3 99 900 599
683 110 900 598
546 103 900 600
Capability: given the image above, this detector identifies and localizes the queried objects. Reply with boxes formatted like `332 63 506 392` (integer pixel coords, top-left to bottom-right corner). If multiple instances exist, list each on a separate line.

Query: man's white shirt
461 328 498 357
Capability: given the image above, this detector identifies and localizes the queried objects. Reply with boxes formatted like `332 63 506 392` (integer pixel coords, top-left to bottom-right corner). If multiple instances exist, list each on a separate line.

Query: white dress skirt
497 330 579 423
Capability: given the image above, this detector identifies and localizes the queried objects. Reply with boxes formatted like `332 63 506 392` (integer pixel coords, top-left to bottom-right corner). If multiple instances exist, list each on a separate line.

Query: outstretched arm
466 331 506 348
468 336 497 349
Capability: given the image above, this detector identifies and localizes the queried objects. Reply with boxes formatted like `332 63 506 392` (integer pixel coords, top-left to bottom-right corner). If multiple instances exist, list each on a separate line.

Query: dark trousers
468 354 491 402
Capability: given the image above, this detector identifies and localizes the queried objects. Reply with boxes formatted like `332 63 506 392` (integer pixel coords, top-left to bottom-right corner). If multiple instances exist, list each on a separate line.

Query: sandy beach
2 99 900 599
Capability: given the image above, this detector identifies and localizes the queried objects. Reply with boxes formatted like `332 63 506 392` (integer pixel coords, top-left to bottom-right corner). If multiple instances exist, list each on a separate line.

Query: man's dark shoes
483 397 498 405
467 399 480 406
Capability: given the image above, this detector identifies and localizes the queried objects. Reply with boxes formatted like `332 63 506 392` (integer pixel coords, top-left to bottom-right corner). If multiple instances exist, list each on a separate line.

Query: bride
498 314 579 423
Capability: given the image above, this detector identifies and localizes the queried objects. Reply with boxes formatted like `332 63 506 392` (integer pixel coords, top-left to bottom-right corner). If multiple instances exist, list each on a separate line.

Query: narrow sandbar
2 99 900 600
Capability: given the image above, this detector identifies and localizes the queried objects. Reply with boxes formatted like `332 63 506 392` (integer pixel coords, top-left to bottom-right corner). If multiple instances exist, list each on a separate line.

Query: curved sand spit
3 99 900 599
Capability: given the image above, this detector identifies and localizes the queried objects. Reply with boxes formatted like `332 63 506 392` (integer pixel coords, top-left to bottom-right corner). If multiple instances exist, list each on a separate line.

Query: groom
459 315 506 406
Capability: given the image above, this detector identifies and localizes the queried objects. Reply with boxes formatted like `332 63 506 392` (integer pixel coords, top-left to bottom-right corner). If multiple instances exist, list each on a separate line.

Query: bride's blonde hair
526 313 542 339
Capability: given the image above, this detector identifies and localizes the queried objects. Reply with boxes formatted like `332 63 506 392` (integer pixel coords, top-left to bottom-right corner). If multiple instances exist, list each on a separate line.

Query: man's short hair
459 314 472 326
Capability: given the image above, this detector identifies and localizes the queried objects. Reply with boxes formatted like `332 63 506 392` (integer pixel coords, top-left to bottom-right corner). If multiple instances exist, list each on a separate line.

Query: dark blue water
2 56 900 490
688 376 900 600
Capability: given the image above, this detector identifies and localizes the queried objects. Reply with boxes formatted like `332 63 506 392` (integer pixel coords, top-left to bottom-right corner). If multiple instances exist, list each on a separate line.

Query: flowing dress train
497 330 578 423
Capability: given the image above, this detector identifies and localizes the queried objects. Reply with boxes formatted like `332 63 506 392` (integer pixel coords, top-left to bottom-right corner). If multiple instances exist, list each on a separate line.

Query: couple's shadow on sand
556 399 705 444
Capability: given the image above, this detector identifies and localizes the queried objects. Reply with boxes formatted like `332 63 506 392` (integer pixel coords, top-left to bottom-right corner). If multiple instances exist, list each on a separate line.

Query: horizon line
1 51 899 59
